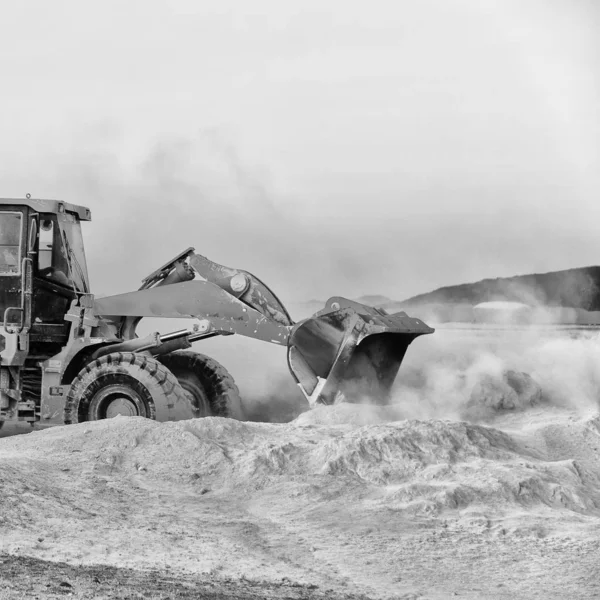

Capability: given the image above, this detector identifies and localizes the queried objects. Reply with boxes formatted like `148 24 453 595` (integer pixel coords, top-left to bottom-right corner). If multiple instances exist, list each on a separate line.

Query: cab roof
0 197 91 221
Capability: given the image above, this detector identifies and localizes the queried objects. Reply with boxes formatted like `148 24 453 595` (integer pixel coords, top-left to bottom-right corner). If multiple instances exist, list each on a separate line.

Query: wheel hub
105 396 139 418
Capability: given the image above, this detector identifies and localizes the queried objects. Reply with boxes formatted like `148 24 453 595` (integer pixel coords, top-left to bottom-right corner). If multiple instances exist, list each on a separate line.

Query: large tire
158 351 245 420
64 352 196 424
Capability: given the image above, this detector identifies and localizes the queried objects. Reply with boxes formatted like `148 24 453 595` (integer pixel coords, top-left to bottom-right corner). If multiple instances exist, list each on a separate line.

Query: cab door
28 214 76 351
0 207 26 326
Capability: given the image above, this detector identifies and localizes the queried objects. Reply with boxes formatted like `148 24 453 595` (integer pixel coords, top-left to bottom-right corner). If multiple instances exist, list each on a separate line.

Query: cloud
0 1 597 303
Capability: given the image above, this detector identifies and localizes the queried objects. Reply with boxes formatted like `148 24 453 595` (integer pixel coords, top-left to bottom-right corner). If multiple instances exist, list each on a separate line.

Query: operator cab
0 198 91 345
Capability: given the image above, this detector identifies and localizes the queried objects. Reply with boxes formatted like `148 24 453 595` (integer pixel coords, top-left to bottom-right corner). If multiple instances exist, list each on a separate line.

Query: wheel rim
88 384 147 420
105 397 138 418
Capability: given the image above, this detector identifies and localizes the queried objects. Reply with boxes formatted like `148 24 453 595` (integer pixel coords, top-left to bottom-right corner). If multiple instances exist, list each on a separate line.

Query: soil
2 405 600 599
2 329 600 599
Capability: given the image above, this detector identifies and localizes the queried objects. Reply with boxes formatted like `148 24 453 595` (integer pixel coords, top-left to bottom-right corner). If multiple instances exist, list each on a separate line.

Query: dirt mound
2 407 600 598
3 408 600 516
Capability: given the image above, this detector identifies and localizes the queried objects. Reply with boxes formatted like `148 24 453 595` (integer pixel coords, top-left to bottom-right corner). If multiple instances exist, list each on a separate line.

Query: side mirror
28 217 38 254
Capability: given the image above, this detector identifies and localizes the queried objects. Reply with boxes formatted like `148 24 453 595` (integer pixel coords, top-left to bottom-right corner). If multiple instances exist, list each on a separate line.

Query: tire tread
64 352 189 424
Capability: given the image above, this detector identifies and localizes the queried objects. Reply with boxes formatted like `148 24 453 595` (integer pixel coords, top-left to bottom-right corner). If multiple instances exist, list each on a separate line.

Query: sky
0 0 598 306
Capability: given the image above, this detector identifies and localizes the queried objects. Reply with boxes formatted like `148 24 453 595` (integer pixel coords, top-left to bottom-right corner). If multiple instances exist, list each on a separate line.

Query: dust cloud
390 326 600 423
378 278 600 425
200 320 600 428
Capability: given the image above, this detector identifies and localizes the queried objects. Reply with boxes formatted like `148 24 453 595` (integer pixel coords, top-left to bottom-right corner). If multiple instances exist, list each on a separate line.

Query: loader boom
93 249 434 406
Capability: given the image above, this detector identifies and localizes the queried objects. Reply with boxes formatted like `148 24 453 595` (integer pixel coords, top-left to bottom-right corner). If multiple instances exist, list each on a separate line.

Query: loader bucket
287 298 434 405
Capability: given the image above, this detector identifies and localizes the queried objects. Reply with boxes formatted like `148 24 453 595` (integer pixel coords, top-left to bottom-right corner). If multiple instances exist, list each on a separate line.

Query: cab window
38 216 71 287
0 212 22 275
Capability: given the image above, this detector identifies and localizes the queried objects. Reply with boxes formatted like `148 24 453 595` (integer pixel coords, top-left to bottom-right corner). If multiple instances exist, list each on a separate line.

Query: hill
402 266 600 311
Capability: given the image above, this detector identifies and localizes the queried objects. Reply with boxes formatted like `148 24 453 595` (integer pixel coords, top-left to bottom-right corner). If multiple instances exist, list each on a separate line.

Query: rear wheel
158 351 244 419
64 352 196 424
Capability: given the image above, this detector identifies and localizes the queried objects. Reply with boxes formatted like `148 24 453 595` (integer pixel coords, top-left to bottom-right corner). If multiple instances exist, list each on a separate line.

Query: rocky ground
0 553 373 600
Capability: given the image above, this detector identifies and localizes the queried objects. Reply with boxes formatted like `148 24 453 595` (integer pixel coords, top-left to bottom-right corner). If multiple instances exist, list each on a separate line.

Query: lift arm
91 250 434 406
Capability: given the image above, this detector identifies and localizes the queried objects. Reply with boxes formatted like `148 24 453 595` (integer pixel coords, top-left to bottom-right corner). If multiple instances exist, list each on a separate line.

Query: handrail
3 257 32 334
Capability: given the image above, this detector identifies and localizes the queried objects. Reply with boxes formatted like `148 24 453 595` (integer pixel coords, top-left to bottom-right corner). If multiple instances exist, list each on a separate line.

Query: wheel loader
0 197 434 428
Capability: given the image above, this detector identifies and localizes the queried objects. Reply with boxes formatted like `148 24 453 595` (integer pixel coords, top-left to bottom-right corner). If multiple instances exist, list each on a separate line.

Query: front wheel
64 352 196 424
158 351 245 420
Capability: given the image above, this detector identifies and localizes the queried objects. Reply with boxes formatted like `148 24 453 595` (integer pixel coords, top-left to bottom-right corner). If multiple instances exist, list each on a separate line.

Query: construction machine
0 197 434 428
